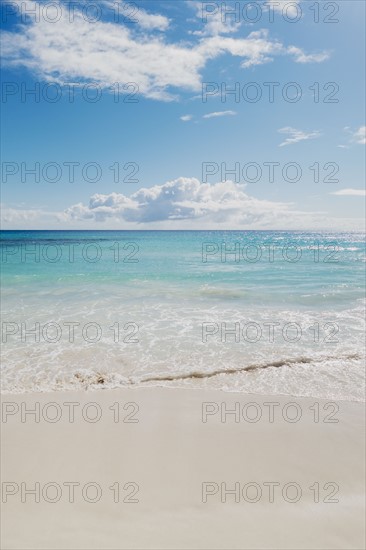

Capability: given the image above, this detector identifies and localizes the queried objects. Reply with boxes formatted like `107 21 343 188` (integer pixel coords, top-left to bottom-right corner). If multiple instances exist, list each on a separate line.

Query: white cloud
340 125 366 147
121 2 170 31
61 177 361 229
193 1 305 35
198 29 285 69
0 204 59 225
180 114 193 121
2 180 364 230
203 110 237 119
278 127 321 147
331 189 366 197
1 1 330 101
352 126 366 145
287 45 330 64
190 1 242 36
62 177 293 226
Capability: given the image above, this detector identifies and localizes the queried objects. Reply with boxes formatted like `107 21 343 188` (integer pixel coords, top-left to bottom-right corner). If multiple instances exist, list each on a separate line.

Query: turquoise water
1 230 365 399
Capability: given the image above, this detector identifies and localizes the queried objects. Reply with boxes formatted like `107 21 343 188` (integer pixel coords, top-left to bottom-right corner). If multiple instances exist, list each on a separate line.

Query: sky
0 0 365 230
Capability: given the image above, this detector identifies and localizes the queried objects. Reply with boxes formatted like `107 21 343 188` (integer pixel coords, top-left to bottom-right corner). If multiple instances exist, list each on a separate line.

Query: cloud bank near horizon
1 177 364 230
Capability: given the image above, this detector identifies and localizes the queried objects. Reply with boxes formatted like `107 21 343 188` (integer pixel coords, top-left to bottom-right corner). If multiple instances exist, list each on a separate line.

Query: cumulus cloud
61 177 353 229
66 178 269 224
2 180 364 230
63 177 291 226
330 189 366 197
1 0 330 100
278 127 321 147
203 110 237 119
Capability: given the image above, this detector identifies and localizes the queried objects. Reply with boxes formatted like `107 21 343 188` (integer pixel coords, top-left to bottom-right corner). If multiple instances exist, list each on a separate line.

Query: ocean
1 230 365 400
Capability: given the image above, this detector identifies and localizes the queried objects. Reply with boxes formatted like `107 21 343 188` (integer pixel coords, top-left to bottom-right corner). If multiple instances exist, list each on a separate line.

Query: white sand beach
1 388 365 549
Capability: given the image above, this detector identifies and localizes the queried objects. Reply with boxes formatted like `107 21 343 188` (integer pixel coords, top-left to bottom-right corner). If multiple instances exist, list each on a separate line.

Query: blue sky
1 0 365 229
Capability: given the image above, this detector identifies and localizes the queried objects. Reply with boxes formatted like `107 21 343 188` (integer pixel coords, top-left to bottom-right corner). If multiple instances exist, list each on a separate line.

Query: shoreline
1 384 365 403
